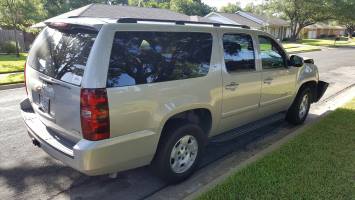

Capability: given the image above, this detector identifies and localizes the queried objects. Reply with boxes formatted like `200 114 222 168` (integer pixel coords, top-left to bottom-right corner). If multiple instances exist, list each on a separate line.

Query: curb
184 112 331 200
0 83 24 91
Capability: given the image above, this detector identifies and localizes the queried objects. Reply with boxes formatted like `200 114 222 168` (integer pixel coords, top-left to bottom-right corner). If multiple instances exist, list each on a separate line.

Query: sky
201 0 264 9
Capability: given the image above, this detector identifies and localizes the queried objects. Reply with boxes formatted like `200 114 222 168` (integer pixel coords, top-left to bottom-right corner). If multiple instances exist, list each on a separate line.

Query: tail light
24 62 27 95
80 88 110 141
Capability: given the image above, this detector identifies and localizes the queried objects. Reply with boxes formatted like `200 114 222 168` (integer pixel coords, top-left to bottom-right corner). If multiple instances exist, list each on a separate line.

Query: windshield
27 27 97 86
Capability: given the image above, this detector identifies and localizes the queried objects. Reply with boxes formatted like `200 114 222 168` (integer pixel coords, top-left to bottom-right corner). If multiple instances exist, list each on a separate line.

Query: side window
222 33 255 72
258 36 287 69
107 31 213 87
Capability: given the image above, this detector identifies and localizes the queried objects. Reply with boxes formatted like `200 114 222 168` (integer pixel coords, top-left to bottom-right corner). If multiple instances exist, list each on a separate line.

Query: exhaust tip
32 138 41 147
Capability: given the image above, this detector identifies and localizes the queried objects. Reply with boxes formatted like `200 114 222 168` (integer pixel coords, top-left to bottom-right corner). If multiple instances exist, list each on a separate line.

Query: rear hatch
26 24 98 142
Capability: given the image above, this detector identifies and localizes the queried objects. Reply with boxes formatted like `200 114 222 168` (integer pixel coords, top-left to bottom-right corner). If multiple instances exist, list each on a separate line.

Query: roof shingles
214 12 263 29
79 4 190 20
207 11 289 28
240 11 289 26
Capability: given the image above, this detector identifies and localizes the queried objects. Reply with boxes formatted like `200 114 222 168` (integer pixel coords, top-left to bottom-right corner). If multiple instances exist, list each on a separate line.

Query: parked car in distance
20 17 328 183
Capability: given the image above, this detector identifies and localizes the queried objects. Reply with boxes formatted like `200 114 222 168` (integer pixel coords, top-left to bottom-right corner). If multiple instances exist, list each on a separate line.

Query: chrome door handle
225 82 239 91
263 78 273 84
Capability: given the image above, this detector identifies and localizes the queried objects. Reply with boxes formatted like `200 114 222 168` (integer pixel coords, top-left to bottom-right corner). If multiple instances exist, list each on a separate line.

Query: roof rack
117 18 250 29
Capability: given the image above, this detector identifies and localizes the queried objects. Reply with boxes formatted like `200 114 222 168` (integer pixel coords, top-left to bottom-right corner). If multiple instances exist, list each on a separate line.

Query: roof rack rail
117 18 250 29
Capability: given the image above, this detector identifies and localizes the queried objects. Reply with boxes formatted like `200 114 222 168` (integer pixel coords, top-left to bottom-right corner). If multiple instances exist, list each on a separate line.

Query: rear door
105 29 218 138
218 32 262 133
26 26 98 141
257 35 295 116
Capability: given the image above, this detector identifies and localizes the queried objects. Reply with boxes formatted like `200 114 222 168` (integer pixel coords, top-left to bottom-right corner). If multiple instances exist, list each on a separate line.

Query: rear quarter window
107 31 213 87
27 27 97 86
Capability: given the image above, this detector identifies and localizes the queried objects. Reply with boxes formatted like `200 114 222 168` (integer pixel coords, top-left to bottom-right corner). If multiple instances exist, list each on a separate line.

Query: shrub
1 41 17 54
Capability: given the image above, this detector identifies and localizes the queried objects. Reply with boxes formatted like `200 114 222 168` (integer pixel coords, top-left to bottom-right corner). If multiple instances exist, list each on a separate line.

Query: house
301 23 346 39
205 11 291 40
32 4 214 28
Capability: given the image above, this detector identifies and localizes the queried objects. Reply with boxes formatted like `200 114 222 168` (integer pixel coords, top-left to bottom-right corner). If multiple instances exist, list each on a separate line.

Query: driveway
0 48 354 200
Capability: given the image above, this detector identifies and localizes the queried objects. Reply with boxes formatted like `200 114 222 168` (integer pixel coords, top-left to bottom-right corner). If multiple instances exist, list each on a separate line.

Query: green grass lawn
283 43 321 53
298 38 355 47
198 99 355 200
0 73 24 85
0 53 27 74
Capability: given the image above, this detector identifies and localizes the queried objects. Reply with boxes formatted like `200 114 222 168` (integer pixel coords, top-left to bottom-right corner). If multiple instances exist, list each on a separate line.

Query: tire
151 120 206 184
286 87 312 125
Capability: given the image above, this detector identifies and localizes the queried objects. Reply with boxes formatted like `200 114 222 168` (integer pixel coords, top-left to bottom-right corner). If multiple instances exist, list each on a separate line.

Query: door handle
263 78 273 84
225 82 239 91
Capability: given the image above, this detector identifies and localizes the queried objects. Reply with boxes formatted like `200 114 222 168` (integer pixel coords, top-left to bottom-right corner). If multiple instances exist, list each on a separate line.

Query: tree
334 0 355 39
268 0 334 41
0 0 46 56
170 0 213 16
128 0 169 8
220 2 241 13
244 3 269 16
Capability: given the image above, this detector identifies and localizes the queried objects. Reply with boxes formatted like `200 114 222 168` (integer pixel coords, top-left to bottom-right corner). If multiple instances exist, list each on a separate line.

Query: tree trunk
346 24 354 39
295 25 304 40
290 23 298 42
347 28 353 39
12 29 20 57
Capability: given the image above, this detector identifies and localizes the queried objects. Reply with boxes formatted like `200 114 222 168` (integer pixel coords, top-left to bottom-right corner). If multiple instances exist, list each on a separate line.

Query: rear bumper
314 81 329 102
20 98 160 175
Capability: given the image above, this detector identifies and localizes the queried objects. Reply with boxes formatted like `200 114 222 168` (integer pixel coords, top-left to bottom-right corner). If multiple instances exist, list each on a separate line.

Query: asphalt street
0 48 355 200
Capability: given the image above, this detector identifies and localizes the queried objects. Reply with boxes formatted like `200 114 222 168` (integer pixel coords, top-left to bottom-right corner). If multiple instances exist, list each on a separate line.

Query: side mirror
289 55 304 67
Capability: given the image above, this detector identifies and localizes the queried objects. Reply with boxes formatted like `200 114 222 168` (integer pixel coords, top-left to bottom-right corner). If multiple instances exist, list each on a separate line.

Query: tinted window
223 34 255 72
27 27 97 86
259 36 286 69
107 32 212 87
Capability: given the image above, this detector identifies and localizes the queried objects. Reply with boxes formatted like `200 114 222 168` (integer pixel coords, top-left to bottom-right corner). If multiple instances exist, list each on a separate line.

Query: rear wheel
286 88 312 125
152 121 206 184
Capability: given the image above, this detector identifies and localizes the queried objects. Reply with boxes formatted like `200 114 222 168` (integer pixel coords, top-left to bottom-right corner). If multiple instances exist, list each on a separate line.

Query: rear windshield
107 31 213 87
27 27 97 86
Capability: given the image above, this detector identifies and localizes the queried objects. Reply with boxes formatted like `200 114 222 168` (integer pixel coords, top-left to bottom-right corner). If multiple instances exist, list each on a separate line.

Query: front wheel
286 88 312 125
151 121 206 184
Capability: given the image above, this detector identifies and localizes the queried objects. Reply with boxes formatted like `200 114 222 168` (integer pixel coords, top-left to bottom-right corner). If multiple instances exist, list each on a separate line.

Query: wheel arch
159 108 213 138
151 108 212 164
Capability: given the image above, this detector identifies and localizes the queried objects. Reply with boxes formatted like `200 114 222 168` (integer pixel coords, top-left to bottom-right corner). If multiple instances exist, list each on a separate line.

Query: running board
210 112 286 143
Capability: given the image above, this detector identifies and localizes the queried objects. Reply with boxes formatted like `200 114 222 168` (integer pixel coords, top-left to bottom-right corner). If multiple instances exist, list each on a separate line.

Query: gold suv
21 18 328 183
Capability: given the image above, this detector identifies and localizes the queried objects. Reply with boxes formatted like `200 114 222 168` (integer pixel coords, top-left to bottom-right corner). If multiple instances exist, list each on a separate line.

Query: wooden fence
0 29 26 51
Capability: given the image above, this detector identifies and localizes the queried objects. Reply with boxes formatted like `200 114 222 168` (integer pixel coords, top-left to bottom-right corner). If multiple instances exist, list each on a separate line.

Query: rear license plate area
38 83 53 114
39 93 50 113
